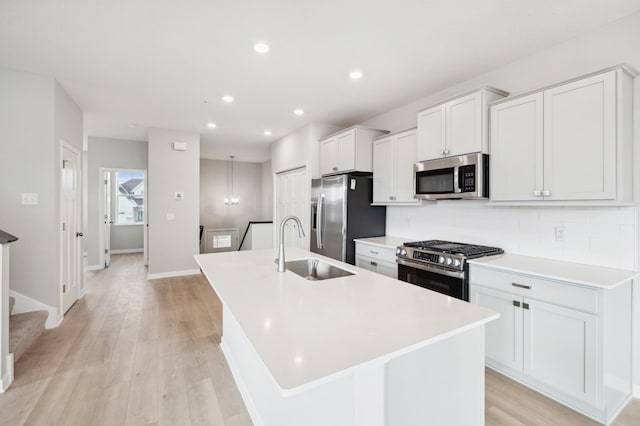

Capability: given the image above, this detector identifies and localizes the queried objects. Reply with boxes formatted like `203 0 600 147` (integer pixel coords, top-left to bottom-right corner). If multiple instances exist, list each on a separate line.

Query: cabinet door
320 137 338 175
543 71 616 200
446 91 482 156
523 299 596 405
417 105 445 160
394 129 419 203
337 130 356 172
373 137 395 203
490 93 544 201
470 285 523 371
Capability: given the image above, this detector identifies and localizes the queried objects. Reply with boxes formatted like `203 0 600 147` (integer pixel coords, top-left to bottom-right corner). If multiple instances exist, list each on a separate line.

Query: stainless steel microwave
414 153 489 200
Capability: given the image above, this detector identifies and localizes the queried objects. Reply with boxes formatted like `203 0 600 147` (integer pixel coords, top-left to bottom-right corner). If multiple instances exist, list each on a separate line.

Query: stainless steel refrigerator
310 174 386 264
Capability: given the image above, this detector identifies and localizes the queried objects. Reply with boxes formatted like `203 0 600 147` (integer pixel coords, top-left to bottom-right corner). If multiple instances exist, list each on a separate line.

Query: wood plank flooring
0 253 638 425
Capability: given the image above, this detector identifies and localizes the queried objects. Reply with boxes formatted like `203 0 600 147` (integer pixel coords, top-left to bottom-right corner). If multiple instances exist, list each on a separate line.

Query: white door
417 104 445 161
336 129 356 172
61 144 81 313
372 137 394 203
543 70 616 200
275 167 309 250
446 90 482 157
470 285 523 371
523 299 597 405
320 137 338 175
394 129 418 203
490 93 544 201
103 171 112 267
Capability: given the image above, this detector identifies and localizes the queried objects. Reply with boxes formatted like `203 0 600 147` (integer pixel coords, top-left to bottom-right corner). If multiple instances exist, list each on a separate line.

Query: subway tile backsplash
386 201 637 270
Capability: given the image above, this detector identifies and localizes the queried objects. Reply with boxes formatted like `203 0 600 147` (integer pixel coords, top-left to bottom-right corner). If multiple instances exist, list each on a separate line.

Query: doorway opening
98 168 148 268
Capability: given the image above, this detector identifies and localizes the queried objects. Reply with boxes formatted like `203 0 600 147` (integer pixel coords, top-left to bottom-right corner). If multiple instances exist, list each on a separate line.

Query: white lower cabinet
355 241 398 279
470 264 632 424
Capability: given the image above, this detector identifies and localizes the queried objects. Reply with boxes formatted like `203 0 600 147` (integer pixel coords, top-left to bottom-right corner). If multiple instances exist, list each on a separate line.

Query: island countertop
195 248 498 394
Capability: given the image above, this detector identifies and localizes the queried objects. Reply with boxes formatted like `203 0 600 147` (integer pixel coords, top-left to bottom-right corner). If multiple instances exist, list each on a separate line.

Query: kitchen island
195 248 498 426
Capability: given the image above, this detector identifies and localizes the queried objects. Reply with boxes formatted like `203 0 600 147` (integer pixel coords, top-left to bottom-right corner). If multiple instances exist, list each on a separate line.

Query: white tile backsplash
387 203 637 270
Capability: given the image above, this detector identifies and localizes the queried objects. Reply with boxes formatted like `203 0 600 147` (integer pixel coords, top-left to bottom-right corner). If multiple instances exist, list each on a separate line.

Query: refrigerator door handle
317 194 324 248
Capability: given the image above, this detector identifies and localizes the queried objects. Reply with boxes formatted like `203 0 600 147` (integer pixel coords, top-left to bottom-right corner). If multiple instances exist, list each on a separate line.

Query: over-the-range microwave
414 153 489 200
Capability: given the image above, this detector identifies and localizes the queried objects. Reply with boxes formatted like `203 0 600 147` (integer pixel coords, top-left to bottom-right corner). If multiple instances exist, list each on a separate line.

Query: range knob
400 249 407 256
445 257 453 266
396 248 401 255
438 256 446 264
453 259 461 267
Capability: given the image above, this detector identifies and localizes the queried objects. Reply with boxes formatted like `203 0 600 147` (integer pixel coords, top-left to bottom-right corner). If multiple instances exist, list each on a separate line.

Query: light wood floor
1 253 639 426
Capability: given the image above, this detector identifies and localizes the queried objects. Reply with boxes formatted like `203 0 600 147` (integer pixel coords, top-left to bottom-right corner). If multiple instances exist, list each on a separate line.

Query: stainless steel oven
397 260 467 300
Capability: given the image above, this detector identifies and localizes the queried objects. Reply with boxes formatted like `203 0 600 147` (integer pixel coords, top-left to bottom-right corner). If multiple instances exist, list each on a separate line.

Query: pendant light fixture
224 155 240 205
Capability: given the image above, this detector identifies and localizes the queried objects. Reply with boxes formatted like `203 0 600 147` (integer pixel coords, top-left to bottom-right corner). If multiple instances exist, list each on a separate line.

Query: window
115 171 144 225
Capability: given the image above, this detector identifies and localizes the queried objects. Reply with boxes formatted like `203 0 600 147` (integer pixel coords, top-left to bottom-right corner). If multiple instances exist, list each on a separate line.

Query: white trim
0 353 14 393
9 290 59 329
146 269 201 280
86 264 103 271
110 248 143 254
220 338 265 426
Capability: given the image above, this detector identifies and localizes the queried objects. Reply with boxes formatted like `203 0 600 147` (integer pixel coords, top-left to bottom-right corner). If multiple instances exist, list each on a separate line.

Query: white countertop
469 253 640 289
195 248 498 394
353 235 407 249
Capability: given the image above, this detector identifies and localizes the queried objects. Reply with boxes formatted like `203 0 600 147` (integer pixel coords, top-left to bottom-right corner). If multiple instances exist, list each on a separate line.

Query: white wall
360 11 640 388
261 160 273 221
0 68 85 313
85 137 148 266
200 159 267 243
148 128 200 276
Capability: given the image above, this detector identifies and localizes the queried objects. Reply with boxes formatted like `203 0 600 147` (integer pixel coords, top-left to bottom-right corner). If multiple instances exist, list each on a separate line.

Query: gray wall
0 68 82 311
200 159 267 242
85 137 148 266
148 128 200 275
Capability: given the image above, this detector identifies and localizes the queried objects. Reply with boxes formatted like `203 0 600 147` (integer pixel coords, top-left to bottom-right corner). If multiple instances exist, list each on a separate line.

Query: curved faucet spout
277 216 306 272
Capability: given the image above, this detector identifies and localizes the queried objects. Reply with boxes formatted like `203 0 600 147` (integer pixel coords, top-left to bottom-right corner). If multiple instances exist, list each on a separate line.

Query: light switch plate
21 193 38 205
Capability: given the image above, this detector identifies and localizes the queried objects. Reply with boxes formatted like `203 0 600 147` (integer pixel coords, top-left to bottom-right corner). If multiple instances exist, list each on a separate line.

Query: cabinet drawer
356 254 398 279
469 266 598 314
355 243 397 264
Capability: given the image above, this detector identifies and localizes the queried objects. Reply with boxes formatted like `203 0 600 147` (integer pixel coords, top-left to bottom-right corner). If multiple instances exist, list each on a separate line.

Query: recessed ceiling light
349 70 363 80
264 130 272 136
222 95 234 103
253 42 270 53
293 109 304 116
127 123 136 127
207 122 217 129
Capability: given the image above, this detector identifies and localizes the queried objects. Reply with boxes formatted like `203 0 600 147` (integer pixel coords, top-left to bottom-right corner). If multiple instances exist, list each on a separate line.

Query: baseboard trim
8 290 59 329
86 264 103 271
147 269 201 280
110 248 143 254
0 353 14 393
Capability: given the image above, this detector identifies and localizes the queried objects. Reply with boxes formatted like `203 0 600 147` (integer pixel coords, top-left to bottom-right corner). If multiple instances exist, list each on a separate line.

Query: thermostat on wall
172 141 188 151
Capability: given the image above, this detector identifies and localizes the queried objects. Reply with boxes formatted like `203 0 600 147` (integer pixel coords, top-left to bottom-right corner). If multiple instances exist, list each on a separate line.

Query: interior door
61 145 80 313
275 167 309 250
320 175 346 261
103 171 112 267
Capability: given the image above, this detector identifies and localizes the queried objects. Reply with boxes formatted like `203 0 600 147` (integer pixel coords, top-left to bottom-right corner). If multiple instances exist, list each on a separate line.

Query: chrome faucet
277 215 306 272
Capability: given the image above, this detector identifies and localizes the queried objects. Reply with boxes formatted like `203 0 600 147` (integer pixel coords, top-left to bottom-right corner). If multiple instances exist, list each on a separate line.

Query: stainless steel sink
285 258 354 281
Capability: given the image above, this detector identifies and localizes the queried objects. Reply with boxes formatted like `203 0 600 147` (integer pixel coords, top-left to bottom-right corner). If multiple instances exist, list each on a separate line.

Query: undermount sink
285 258 354 281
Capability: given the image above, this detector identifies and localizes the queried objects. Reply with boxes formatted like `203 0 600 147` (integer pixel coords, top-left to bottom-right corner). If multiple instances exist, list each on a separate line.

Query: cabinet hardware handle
370 251 378 255
523 303 530 310
512 283 531 290
513 300 521 307
444 149 450 155
440 149 445 155
541 190 551 196
370 261 377 266
332 166 338 171
533 190 542 197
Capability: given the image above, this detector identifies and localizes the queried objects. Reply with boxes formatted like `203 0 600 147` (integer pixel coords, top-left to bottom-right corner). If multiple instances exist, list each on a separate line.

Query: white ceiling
1 0 640 162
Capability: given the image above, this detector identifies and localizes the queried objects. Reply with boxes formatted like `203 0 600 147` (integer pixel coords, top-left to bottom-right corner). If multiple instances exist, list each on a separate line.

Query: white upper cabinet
417 87 507 161
319 126 388 176
372 128 420 205
490 67 634 205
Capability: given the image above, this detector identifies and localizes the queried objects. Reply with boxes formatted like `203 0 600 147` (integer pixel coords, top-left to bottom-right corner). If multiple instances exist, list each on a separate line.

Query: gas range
396 240 504 272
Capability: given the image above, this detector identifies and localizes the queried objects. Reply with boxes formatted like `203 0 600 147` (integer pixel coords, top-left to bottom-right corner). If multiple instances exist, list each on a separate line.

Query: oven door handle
454 166 461 193
396 258 465 279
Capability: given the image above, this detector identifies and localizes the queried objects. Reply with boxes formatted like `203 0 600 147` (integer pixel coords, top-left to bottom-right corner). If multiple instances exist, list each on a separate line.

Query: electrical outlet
555 226 567 242
21 193 38 205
